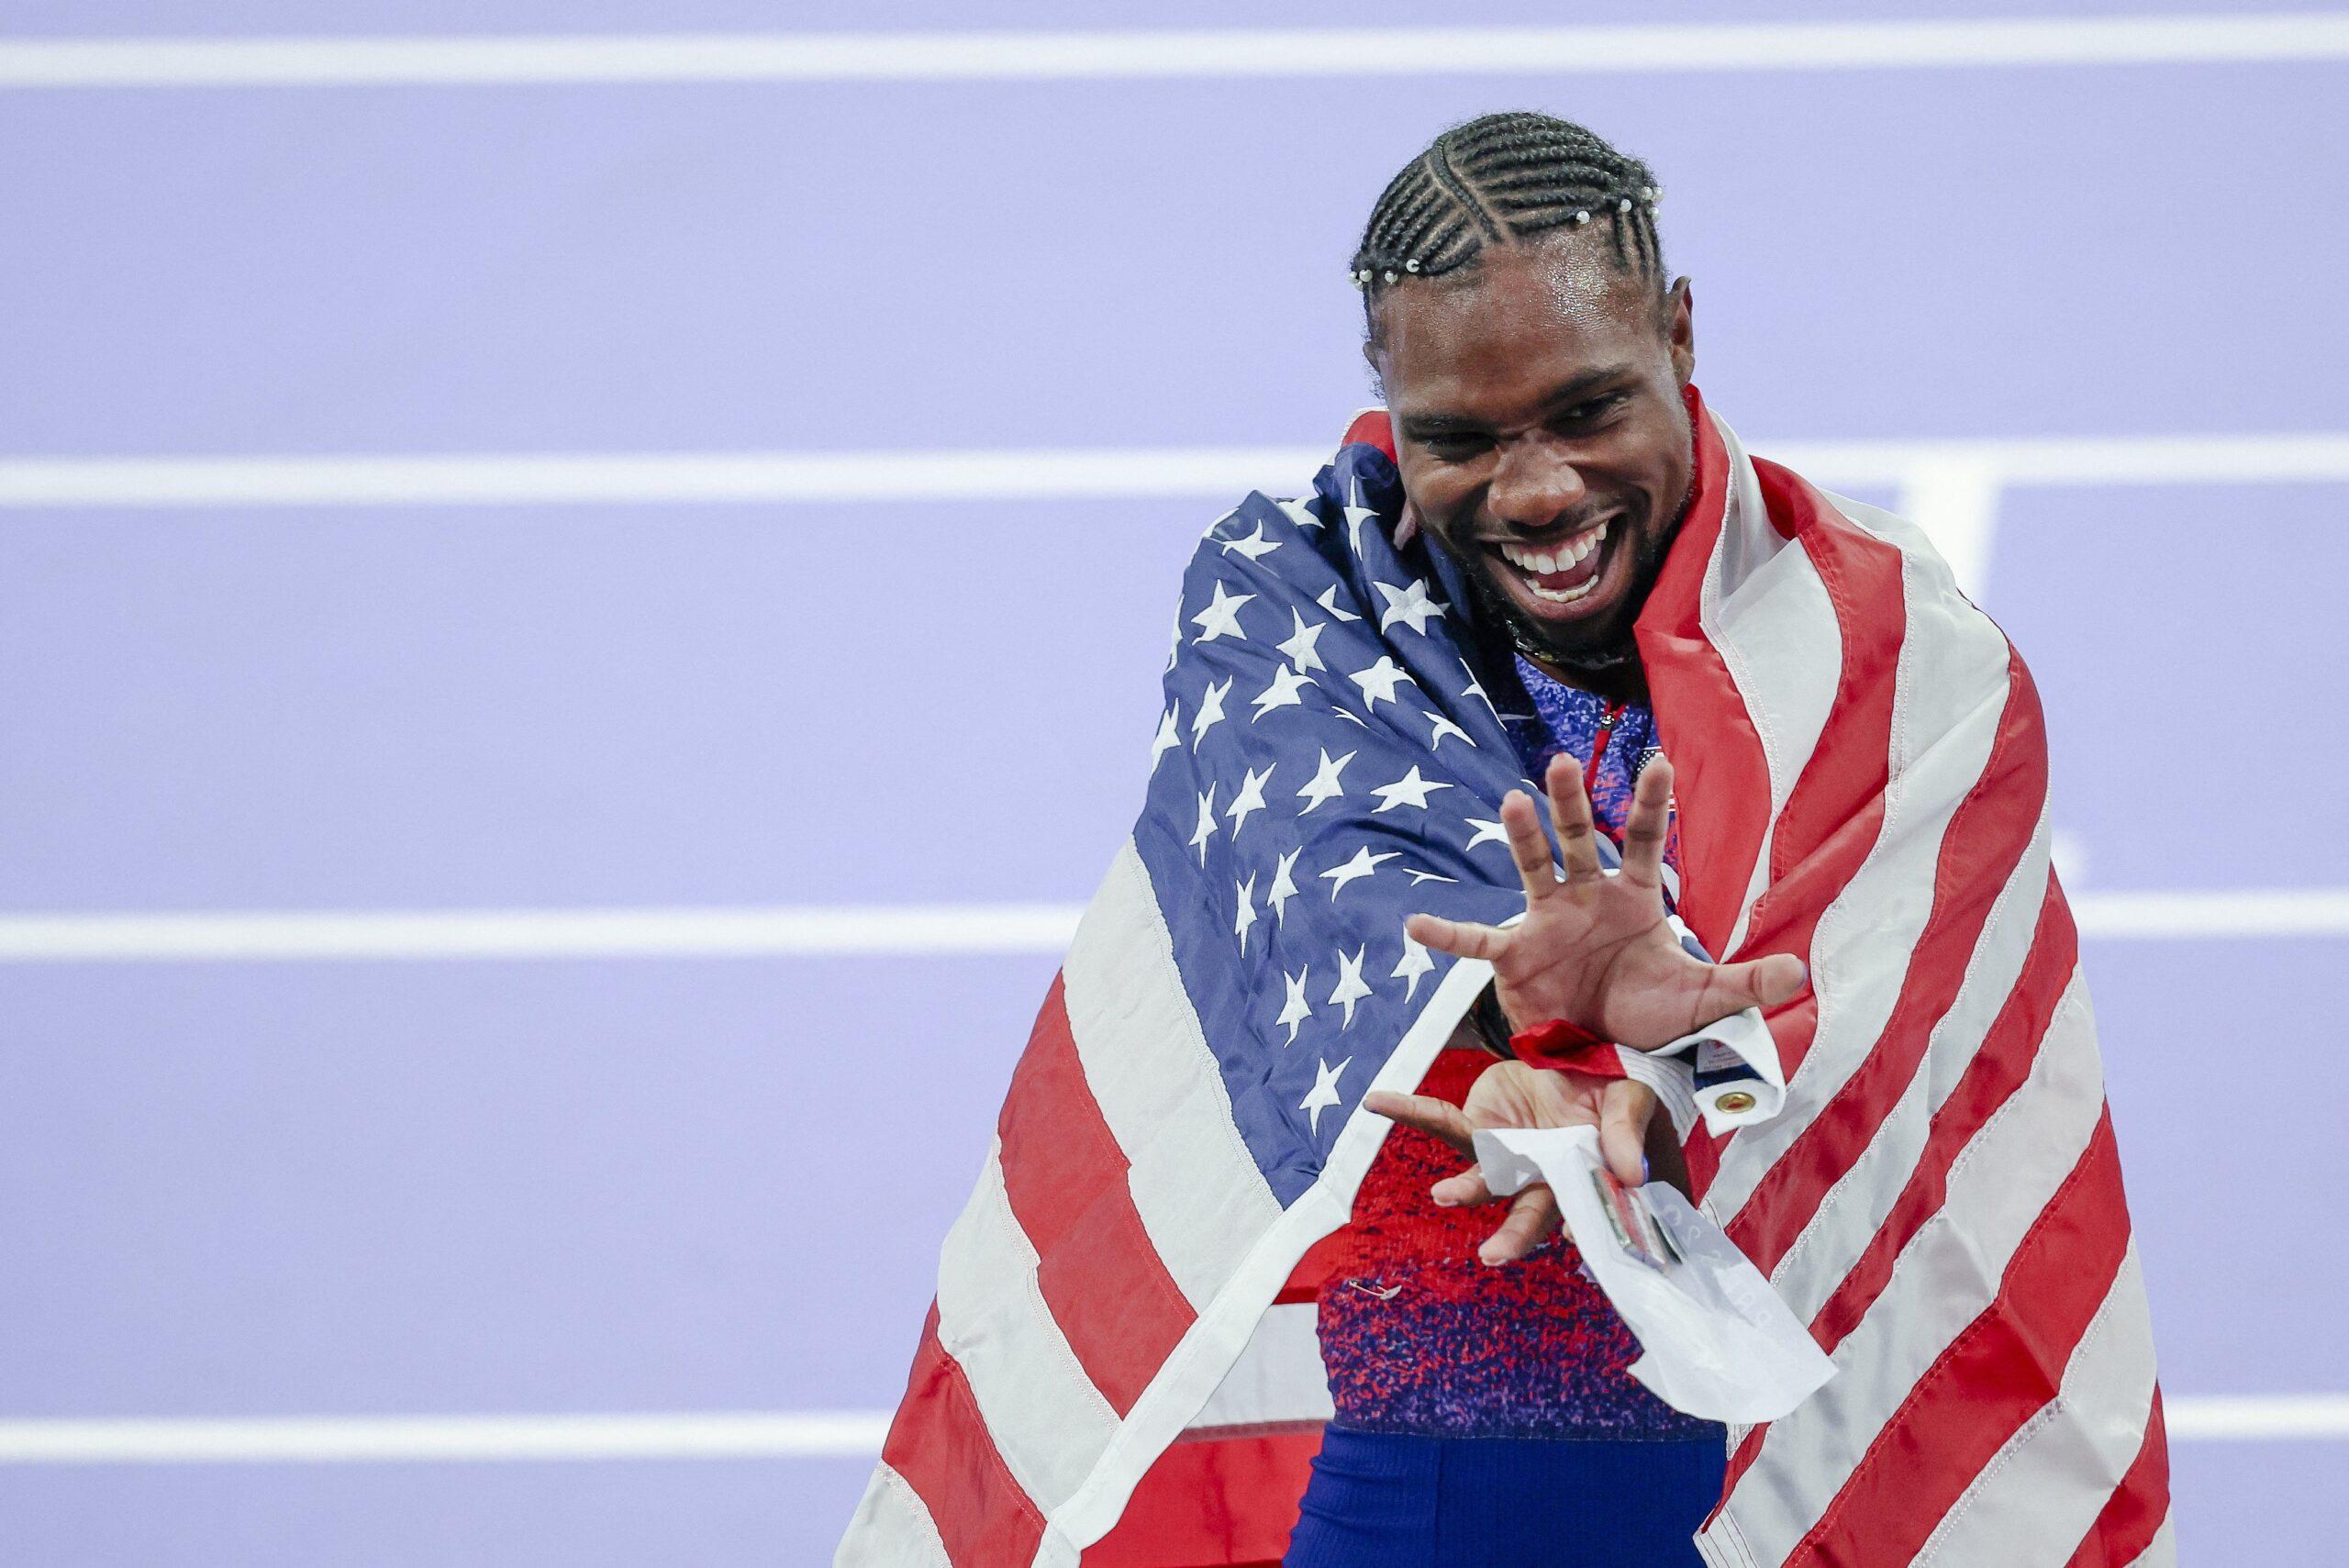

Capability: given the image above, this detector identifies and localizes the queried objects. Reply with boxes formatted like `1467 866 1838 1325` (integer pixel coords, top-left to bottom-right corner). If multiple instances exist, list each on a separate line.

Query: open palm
1406 751 1806 1051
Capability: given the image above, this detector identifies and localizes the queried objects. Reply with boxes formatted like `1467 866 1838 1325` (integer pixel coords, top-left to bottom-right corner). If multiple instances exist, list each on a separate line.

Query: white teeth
1527 575 1599 604
1498 519 1609 587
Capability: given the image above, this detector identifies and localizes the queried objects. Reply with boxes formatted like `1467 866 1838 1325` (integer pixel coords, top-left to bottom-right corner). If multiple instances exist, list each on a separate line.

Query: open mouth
1491 517 1614 609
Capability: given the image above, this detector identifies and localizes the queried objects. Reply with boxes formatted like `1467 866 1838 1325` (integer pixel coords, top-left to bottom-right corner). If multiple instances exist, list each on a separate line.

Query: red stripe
998 974 1197 1416
883 1305 1048 1568
1729 644 2046 1278
1639 388 1773 961
1787 1110 2135 1568
1638 392 1771 1206
1081 1429 1320 1566
1810 876 2077 1351
1751 462 1906 895
2063 1386 2170 1566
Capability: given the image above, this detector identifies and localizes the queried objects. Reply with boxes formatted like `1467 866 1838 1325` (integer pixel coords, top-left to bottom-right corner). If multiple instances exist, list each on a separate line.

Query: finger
1431 1167 1497 1207
1500 789 1559 900
1363 1090 1478 1158
1598 1080 1659 1186
1479 1184 1564 1265
1544 753 1603 881
1405 911 1509 963
1618 754 1674 891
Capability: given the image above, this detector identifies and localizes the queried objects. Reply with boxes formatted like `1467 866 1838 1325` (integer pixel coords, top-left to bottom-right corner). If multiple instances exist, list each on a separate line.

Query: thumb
1598 1081 1656 1187
1712 952 1809 1016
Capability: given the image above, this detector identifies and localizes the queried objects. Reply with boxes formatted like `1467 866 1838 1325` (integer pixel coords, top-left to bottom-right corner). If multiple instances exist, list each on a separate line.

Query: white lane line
0 1395 2332 1462
0 1411 891 1463
2 17 2347 89
0 888 2341 962
0 905 1088 962
2 433 2345 511
2069 887 2349 940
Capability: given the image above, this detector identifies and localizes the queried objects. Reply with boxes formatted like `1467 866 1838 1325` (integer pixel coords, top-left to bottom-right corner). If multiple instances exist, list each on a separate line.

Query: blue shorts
1282 1424 1725 1568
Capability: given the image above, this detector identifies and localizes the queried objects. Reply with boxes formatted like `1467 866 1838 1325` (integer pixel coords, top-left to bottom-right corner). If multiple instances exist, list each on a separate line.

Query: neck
1519 641 1650 706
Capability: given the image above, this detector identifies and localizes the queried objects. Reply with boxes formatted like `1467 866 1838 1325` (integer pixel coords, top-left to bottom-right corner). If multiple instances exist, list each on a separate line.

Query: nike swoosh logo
1345 1279 1402 1301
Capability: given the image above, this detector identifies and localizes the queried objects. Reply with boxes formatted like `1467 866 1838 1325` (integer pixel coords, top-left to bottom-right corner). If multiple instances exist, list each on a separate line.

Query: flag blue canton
1132 441 1544 1207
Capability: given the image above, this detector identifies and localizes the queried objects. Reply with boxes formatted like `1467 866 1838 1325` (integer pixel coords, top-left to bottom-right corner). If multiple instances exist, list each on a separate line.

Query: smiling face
1369 235 1697 675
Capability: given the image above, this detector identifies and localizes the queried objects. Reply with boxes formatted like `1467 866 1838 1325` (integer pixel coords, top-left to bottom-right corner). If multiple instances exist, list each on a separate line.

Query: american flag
835 390 2169 1568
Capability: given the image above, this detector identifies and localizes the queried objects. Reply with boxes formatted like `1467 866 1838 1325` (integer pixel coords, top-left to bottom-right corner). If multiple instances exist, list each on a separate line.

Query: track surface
2 6 2343 1562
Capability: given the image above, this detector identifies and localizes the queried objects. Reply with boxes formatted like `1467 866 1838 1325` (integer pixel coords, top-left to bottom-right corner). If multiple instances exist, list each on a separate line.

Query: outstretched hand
1366 1062 1656 1266
1406 752 1806 1051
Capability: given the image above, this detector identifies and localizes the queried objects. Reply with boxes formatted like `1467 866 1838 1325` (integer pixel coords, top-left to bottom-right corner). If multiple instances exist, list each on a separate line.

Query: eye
1418 431 1491 462
1556 394 1628 428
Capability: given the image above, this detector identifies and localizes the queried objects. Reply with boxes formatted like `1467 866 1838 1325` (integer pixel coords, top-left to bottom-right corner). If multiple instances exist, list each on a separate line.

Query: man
838 112 2168 1568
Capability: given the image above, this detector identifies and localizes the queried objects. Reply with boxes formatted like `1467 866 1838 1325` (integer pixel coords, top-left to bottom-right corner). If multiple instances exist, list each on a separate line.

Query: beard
1431 482 1694 676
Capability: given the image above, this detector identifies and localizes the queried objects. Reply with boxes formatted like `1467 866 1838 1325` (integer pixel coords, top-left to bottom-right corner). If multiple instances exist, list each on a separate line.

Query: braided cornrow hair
1352 112 1666 327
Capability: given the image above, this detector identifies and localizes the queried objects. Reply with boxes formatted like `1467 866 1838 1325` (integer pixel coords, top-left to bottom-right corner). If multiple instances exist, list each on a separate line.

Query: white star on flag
1277 496 1325 532
1328 945 1374 1027
1316 586 1363 623
1252 663 1312 718
1392 931 1436 1001
1341 477 1378 553
1190 784 1219 863
1234 873 1259 953
1296 749 1354 814
1463 677 1497 713
1192 676 1232 740
1320 844 1399 898
1268 848 1302 924
1301 1054 1353 1134
1219 519 1282 561
1406 870 1458 885
1375 578 1449 635
1276 966 1313 1044
1276 609 1328 673
1465 817 1511 850
1424 710 1473 751
1150 704 1183 770
1191 581 1254 643
1349 656 1413 709
1370 764 1453 814
1226 764 1273 835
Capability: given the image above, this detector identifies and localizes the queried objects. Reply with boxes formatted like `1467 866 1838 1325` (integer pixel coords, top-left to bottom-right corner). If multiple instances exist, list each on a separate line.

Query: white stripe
1703 418 1847 965
0 885 2340 962
1766 810 2054 1325
1706 517 2019 1228
0 1392 2333 1463
834 1462 952 1568
1708 975 2106 1563
1917 1247 2158 1566
934 1145 1119 1514
4 17 2345 89
1059 840 1281 1311
0 1410 890 1462
1 431 2344 509
2126 1514 2177 1568
1185 1301 1331 1433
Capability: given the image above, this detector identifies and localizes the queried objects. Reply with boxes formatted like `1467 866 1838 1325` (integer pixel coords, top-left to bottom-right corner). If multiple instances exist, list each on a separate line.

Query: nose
1485 434 1589 531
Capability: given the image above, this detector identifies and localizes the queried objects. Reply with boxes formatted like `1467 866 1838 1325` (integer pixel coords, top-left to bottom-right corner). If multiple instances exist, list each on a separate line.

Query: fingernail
1641 1156 1651 1182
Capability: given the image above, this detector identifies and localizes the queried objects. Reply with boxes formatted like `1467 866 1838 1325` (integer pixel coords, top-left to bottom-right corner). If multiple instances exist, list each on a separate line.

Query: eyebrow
1397 365 1638 436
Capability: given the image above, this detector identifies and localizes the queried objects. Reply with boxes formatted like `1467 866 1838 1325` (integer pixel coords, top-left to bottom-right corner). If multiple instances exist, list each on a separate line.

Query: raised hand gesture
1406 752 1806 1051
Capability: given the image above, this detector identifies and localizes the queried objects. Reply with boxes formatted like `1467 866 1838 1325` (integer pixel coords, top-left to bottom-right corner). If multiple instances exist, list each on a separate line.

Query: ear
1663 277 1696 384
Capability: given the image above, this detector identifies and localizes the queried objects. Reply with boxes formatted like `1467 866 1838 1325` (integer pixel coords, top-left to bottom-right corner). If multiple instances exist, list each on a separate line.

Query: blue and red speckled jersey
1312 655 1716 1441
